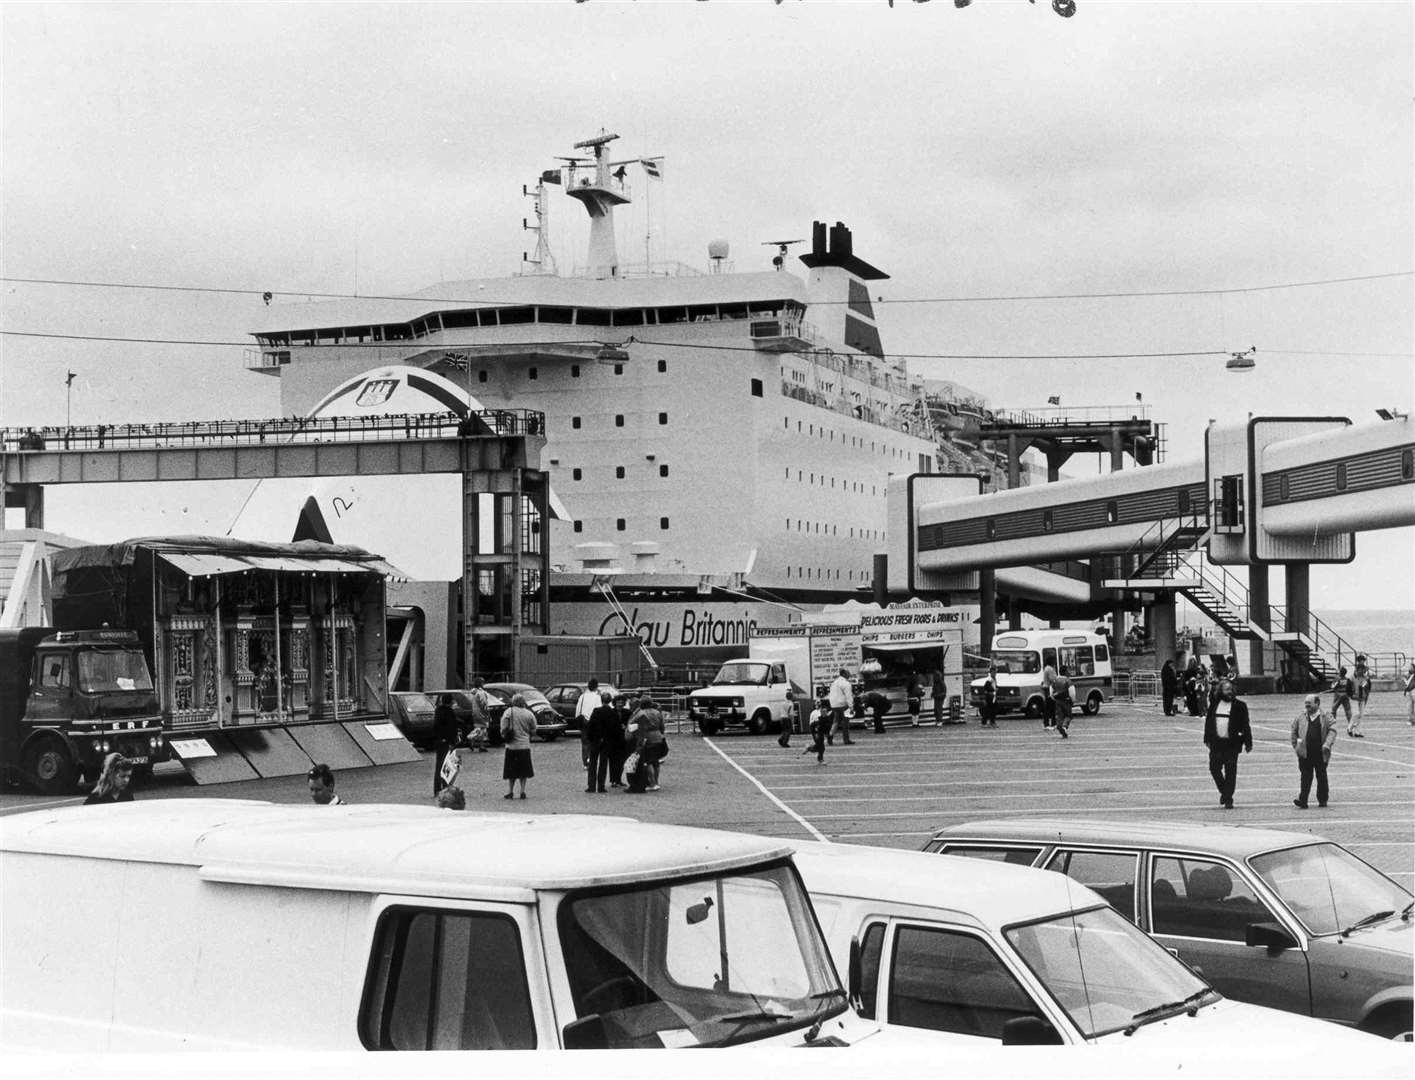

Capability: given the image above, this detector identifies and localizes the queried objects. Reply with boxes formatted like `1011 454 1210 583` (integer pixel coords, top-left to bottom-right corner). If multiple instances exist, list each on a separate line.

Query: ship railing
0 410 547 453
992 404 1154 427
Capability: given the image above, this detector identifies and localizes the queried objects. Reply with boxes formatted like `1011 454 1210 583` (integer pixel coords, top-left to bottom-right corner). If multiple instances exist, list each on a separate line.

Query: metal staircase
1104 513 1361 686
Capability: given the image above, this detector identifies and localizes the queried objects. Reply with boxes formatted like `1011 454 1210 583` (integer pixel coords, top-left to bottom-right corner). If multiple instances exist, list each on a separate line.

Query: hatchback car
387 691 437 749
543 682 620 731
483 682 567 741
924 818 1413 1040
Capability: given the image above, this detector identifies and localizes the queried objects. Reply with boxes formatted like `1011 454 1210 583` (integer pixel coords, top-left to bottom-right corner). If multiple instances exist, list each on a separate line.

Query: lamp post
65 370 77 427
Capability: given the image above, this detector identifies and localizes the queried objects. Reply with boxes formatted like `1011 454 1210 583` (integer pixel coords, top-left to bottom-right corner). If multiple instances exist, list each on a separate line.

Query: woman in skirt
500 694 538 799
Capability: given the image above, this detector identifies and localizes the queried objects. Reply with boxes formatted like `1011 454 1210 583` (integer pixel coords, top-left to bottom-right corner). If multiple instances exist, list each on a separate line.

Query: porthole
1278 474 1290 501
1335 462 1347 491
1402 449 1413 480
1106 500 1118 524
1042 509 1053 533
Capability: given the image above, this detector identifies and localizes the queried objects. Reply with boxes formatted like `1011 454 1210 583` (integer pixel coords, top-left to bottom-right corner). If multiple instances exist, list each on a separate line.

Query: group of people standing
576 679 669 794
1160 656 1241 718
791 666 957 764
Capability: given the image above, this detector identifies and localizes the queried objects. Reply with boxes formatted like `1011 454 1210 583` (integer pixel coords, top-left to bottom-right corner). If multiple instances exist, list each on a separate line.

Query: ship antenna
521 170 559 277
762 238 805 271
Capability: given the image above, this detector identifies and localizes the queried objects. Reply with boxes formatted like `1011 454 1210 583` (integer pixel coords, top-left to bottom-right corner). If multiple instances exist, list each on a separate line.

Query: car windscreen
558 860 844 1048
1005 905 1215 1040
988 650 1040 676
712 663 769 686
1249 842 1412 937
77 649 155 693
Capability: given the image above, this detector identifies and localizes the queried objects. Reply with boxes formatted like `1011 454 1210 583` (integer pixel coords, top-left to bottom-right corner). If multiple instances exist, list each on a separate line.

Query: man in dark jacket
432 694 461 796
1203 679 1252 809
584 695 617 793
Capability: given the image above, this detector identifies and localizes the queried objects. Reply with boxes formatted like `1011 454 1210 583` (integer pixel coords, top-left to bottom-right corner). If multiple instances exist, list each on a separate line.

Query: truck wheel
747 710 771 736
24 739 79 796
1084 692 1103 716
1024 699 1043 720
698 719 719 737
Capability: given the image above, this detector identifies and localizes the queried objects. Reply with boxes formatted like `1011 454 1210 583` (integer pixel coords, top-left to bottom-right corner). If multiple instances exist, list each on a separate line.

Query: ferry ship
241 132 1008 669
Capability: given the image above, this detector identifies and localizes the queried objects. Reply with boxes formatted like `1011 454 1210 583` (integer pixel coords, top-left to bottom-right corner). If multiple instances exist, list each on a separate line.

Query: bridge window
1278 474 1290 501
1177 488 1190 514
1403 449 1413 479
1042 509 1053 533
986 519 997 540
1336 462 1347 491
1106 501 1118 525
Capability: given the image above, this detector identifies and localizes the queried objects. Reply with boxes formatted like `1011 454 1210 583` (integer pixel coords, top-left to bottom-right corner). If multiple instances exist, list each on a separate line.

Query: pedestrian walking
980 665 999 727
306 763 346 805
930 665 947 725
1203 679 1252 809
1352 655 1372 732
803 692 830 765
1331 667 1356 735
1290 693 1336 809
907 673 924 727
828 668 855 745
1404 663 1415 726
432 693 461 796
1051 665 1074 738
1160 660 1180 716
631 695 668 792
1182 658 1205 717
1041 663 1059 729
500 693 537 800
83 753 135 805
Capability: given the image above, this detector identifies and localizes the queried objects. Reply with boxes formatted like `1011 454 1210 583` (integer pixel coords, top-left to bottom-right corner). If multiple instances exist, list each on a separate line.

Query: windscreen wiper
1123 989 1215 1036
1340 909 1396 937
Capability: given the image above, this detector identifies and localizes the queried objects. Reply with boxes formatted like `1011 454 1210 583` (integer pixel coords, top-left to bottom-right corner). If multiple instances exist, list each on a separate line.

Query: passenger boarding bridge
1 411 551 687
889 415 1415 684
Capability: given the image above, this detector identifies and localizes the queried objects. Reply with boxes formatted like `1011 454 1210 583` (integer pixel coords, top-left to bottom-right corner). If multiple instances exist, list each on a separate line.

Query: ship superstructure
246 133 962 660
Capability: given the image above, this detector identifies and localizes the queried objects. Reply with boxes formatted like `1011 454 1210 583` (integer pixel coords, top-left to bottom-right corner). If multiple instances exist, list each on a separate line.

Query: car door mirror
1245 922 1298 951
1001 1015 1063 1046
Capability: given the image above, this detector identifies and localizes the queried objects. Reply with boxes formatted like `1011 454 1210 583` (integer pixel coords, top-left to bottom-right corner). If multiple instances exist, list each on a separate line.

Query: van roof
0 801 796 899
788 841 1104 926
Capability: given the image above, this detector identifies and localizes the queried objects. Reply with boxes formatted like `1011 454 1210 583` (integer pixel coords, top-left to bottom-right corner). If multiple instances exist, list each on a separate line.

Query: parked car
387 691 437 749
543 682 620 730
790 841 1394 1049
483 683 567 741
923 818 1413 1040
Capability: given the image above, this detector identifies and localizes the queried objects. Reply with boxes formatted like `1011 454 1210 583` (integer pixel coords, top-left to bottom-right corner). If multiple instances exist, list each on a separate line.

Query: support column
873 553 888 607
1150 592 1177 668
1008 607 1023 631
1110 436 1124 473
1283 564 1310 636
1007 434 1020 489
978 569 996 656
1247 565 1269 676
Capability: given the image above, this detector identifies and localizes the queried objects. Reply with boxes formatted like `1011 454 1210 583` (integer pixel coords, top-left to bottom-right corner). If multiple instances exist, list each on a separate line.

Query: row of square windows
784 414 914 458
788 520 884 541
570 519 670 532
569 413 670 430
478 360 669 382
786 466 885 496
564 464 671 480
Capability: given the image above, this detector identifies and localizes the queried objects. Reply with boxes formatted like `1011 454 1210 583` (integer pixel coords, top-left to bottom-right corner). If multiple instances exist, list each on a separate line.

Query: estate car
924 818 1413 1040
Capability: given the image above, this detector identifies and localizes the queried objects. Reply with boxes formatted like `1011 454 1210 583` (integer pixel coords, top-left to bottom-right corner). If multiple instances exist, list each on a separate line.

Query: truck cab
688 660 801 736
0 628 166 794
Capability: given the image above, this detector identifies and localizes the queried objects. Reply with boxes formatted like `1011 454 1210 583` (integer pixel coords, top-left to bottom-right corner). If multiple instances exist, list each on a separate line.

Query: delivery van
0 800 907 1052
970 629 1113 719
789 842 1396 1053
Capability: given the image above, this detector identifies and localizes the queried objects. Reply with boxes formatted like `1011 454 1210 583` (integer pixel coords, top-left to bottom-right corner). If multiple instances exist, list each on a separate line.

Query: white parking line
701 737 827 843
797 799 1415 819
0 797 85 815
784 790 1415 806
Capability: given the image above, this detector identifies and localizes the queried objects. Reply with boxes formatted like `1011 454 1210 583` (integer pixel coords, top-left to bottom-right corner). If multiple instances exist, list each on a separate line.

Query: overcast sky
2 1 1411 612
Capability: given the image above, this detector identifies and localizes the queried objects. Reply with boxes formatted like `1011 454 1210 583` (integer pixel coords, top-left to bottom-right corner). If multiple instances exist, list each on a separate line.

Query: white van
0 800 906 1052
790 842 1396 1053
970 629 1114 718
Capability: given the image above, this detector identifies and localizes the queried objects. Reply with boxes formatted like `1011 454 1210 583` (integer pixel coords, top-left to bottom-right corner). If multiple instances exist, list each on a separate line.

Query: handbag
623 749 641 775
439 749 461 786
